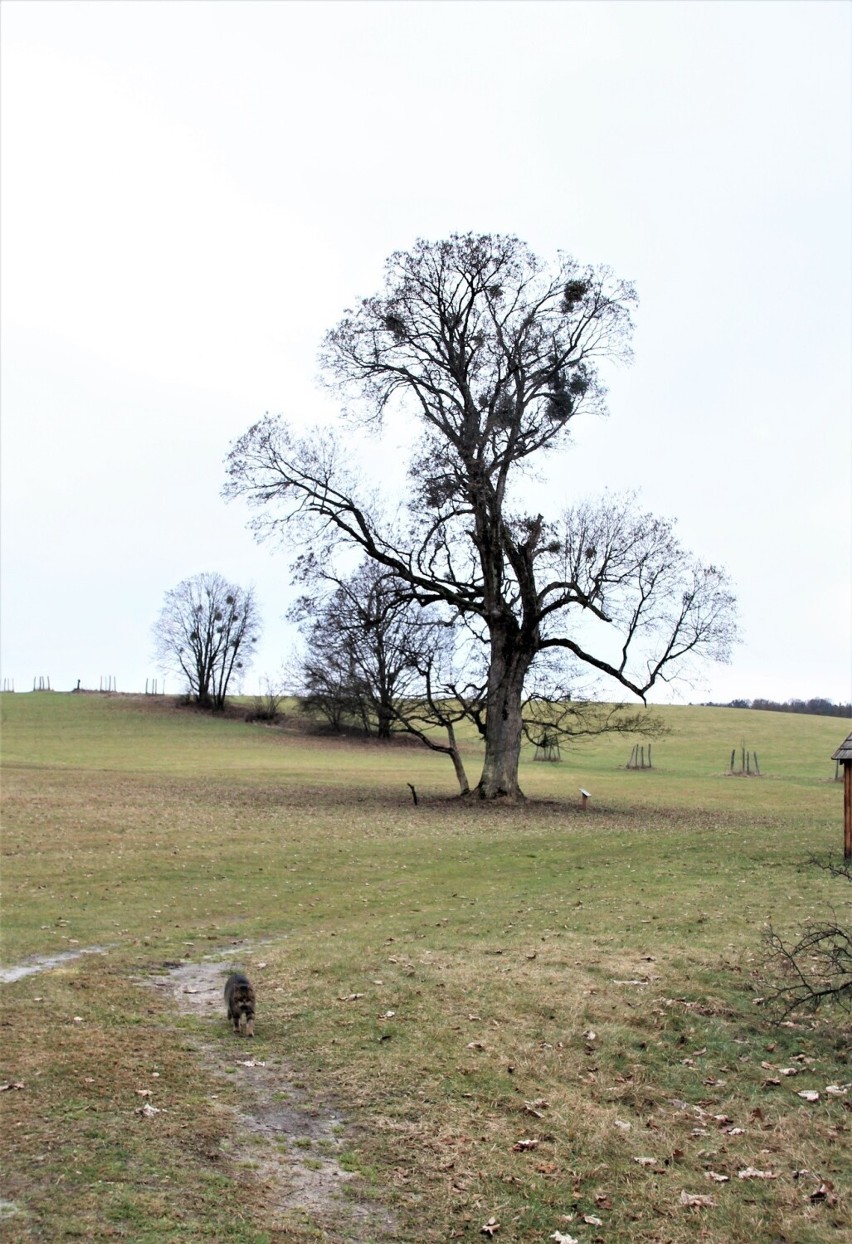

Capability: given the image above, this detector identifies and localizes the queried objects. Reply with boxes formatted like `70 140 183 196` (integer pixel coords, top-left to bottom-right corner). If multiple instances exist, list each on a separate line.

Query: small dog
224 971 256 1037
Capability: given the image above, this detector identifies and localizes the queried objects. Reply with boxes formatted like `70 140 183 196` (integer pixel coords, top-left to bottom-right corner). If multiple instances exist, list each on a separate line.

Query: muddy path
143 956 398 1243
0 945 113 984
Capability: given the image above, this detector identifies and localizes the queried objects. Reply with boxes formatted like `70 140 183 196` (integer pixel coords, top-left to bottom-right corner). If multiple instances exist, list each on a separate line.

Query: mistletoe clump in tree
225 233 736 799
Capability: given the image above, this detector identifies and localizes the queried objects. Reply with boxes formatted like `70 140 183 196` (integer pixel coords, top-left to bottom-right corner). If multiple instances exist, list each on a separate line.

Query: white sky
1 0 850 705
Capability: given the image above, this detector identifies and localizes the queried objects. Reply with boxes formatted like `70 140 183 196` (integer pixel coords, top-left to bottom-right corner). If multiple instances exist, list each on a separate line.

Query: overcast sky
2 0 850 706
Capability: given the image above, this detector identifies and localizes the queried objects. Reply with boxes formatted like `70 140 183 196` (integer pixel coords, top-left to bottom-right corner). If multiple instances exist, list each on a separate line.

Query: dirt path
144 956 397 1242
0 945 112 984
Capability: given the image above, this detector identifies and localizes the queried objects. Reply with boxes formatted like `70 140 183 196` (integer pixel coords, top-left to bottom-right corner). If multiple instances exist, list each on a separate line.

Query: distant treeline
706 697 851 718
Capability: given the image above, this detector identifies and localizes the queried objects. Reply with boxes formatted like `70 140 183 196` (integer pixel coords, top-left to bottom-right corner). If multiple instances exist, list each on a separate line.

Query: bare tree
153 572 260 710
225 233 737 798
247 672 288 723
291 560 449 740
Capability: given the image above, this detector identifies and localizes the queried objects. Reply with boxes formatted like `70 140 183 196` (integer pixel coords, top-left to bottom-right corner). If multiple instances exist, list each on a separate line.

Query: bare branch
763 919 852 1016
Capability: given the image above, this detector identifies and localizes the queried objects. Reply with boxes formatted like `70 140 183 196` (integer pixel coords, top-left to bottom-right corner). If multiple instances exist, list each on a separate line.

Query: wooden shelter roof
832 732 852 762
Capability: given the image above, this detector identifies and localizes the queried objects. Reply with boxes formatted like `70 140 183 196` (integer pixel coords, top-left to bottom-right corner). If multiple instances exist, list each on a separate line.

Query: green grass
1 692 849 1242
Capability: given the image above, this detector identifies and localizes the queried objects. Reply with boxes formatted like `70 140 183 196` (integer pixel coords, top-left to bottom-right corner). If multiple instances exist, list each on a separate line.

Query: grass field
1 692 849 1242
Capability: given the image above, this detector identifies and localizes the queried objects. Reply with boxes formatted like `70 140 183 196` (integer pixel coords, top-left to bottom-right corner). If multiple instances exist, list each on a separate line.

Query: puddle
0 945 111 984
143 956 397 1241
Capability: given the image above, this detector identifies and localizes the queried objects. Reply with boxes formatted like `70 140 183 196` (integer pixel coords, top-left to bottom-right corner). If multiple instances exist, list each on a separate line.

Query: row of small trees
714 698 852 718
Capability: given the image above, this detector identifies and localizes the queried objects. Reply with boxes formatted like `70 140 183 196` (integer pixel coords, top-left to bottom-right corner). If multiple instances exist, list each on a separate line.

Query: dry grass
1 693 850 1241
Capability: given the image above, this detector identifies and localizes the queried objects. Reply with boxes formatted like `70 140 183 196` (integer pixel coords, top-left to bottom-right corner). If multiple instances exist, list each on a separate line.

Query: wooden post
845 763 851 861
579 788 590 811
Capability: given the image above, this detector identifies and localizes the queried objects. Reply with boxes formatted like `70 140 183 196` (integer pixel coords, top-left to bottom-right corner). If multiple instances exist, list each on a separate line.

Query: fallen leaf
512 1137 539 1151
550 1233 579 1244
480 1217 499 1237
584 1029 597 1041
706 1171 730 1183
467 1041 486 1051
339 993 365 1001
633 1156 657 1166
738 1167 777 1180
583 1212 604 1225
797 1090 820 1103
595 1194 614 1210
825 1084 848 1096
136 1102 160 1118
0 1083 24 1092
134 1089 153 1097
237 1059 266 1067
614 1118 632 1131
679 1191 716 1207
780 1067 799 1077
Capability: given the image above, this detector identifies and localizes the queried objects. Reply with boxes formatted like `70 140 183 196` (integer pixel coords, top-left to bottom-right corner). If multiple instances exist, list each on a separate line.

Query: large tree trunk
474 628 532 800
